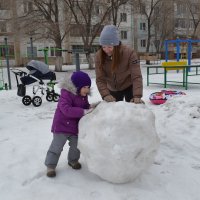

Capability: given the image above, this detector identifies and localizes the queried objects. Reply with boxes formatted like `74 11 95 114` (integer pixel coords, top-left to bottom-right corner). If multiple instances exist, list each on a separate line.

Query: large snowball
78 102 159 184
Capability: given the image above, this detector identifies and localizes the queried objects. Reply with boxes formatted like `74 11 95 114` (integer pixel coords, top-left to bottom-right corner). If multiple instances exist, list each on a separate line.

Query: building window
0 45 14 58
177 4 187 15
49 47 62 56
0 0 10 10
154 7 160 16
70 24 82 37
94 5 100 15
28 30 36 35
189 20 194 29
121 31 127 40
72 45 100 53
175 19 187 28
154 40 160 49
175 19 179 28
27 47 37 58
180 19 186 28
23 1 33 13
140 4 146 14
140 40 146 47
191 4 198 14
72 45 84 52
120 13 127 22
50 47 56 57
0 21 6 32
140 23 146 31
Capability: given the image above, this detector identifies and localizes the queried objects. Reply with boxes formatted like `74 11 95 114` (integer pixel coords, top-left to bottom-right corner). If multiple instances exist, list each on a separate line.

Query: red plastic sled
149 90 186 105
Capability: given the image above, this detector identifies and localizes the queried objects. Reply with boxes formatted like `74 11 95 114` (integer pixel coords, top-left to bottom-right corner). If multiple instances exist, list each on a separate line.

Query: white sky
0 62 200 200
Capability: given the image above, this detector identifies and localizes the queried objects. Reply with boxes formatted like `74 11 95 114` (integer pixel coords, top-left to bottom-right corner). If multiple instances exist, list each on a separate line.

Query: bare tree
18 0 72 71
153 0 175 53
63 0 128 69
110 0 129 25
184 0 200 38
0 0 23 66
131 0 164 53
63 0 110 69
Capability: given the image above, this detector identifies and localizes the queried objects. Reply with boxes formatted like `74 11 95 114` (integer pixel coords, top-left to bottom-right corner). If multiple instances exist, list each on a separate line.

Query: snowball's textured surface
78 102 159 183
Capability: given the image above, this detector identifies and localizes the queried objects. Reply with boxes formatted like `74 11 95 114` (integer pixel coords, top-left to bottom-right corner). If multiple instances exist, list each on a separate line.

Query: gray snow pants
44 133 80 169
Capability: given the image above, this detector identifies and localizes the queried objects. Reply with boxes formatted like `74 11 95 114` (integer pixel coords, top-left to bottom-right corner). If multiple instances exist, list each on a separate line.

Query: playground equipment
164 38 200 65
161 60 187 74
146 64 200 90
38 47 83 71
0 50 5 90
146 38 200 89
4 38 12 89
38 47 68 64
0 38 11 90
161 60 187 69
0 60 7 90
38 47 51 64
11 60 60 107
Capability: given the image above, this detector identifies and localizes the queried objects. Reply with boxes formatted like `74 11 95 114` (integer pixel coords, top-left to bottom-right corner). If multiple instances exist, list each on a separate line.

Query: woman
95 25 144 103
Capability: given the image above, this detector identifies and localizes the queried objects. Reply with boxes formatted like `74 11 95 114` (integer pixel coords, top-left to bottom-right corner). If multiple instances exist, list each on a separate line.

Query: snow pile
162 95 200 119
78 101 160 184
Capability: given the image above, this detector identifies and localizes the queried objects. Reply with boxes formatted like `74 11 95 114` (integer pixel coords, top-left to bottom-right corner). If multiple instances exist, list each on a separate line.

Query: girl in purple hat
45 71 98 177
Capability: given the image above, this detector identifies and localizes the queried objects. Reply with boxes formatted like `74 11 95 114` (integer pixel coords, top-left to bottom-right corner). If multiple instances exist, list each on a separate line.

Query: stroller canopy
27 60 50 74
20 60 56 85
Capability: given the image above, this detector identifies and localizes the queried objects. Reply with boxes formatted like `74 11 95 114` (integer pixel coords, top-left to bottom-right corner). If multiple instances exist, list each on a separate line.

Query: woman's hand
130 97 145 104
103 95 116 102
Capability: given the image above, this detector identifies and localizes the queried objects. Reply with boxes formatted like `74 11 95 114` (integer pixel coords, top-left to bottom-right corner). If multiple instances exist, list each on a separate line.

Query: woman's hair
99 43 121 72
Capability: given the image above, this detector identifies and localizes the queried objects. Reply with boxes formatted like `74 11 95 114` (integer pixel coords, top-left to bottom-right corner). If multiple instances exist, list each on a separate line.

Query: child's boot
46 167 56 177
68 162 82 170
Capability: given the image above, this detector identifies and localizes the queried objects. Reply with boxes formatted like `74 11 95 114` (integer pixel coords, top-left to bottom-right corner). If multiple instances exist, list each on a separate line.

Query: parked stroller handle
11 68 27 87
11 68 27 77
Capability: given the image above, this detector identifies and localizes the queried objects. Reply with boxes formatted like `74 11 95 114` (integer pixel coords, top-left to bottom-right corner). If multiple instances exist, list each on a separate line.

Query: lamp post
30 37 34 59
4 38 11 89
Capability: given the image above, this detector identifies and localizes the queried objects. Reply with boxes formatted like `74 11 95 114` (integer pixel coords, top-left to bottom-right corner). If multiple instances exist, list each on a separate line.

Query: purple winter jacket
51 78 90 135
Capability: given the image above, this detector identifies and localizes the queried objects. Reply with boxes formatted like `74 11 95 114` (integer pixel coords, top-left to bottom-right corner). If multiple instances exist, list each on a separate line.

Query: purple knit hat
71 71 91 92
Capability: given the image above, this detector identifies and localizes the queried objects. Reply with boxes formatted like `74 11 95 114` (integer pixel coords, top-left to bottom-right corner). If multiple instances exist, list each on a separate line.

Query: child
45 71 96 177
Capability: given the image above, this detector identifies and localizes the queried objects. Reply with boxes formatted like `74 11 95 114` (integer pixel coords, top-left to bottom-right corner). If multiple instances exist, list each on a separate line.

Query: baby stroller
11 60 60 107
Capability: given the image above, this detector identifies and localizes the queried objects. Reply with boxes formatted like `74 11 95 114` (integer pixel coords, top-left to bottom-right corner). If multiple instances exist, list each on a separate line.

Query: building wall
0 0 200 66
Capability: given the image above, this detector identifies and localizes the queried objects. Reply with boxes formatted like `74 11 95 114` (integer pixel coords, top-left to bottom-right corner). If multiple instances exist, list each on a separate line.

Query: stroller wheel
53 93 60 102
32 96 42 107
46 94 53 102
22 95 32 106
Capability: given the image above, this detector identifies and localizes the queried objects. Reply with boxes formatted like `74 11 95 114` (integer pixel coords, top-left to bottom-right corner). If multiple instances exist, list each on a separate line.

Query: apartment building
0 0 200 66
0 0 64 66
65 2 134 64
0 0 135 66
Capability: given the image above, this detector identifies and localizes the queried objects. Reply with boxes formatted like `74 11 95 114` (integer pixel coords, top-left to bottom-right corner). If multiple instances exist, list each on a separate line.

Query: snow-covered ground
0 62 200 200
